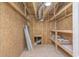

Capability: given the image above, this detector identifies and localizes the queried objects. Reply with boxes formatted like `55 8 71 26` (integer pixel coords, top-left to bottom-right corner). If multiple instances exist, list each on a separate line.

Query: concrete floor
20 44 69 57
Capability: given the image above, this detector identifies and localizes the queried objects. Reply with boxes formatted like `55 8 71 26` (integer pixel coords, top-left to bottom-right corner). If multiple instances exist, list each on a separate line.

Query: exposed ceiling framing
22 2 71 21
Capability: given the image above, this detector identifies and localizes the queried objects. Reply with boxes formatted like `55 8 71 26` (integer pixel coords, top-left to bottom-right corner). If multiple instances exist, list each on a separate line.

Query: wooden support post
54 5 58 51
55 32 58 50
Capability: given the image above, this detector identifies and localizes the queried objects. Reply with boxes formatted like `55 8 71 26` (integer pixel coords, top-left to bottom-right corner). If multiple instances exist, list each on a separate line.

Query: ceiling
23 2 69 21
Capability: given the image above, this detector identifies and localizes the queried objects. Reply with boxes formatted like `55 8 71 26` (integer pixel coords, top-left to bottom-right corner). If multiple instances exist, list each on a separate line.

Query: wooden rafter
49 3 72 21
8 3 27 20
25 2 35 15
43 3 54 20
23 2 27 16
32 2 38 18
43 3 58 21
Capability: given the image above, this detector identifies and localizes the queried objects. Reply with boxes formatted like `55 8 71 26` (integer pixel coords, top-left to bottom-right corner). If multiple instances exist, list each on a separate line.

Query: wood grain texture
0 3 27 56
30 19 51 45
56 16 72 30
14 2 25 14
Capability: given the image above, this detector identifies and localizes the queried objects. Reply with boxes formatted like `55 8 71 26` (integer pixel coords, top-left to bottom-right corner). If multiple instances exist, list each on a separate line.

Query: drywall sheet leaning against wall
24 25 33 50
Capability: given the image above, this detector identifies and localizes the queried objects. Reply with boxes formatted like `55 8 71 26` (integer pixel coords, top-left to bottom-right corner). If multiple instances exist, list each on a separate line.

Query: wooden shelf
51 30 72 33
50 38 55 43
50 30 73 56
49 2 72 57
50 37 73 56
56 40 73 56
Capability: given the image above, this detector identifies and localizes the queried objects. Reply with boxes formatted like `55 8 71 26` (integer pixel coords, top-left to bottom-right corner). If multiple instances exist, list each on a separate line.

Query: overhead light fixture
44 2 51 6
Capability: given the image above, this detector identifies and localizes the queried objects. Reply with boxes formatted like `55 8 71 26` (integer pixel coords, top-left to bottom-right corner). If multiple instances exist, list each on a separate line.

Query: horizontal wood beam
8 2 30 22
56 3 72 17
49 3 72 21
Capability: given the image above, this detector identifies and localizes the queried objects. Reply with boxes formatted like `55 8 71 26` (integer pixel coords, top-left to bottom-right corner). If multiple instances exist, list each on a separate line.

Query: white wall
73 2 79 57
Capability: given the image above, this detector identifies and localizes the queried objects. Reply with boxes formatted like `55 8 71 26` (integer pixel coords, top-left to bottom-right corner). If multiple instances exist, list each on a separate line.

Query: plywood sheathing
0 3 27 56
30 19 51 45
56 16 72 30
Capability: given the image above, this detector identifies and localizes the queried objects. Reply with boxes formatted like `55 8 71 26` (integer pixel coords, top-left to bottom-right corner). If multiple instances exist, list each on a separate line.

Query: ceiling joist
49 3 72 21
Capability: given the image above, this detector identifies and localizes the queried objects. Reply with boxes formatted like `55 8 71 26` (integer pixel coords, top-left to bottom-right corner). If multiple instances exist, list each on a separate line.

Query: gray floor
20 44 69 57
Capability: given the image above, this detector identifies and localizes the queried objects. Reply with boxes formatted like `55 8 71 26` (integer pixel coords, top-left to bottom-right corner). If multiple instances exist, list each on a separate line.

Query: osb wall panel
48 20 56 44
42 21 50 44
49 20 56 30
32 20 50 44
32 20 43 44
56 16 72 30
0 3 26 56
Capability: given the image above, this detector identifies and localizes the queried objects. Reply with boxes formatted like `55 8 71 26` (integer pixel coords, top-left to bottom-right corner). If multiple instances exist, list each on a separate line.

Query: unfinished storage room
0 2 79 57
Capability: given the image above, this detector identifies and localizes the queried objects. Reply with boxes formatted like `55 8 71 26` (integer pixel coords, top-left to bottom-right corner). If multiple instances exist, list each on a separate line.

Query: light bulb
45 2 51 6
